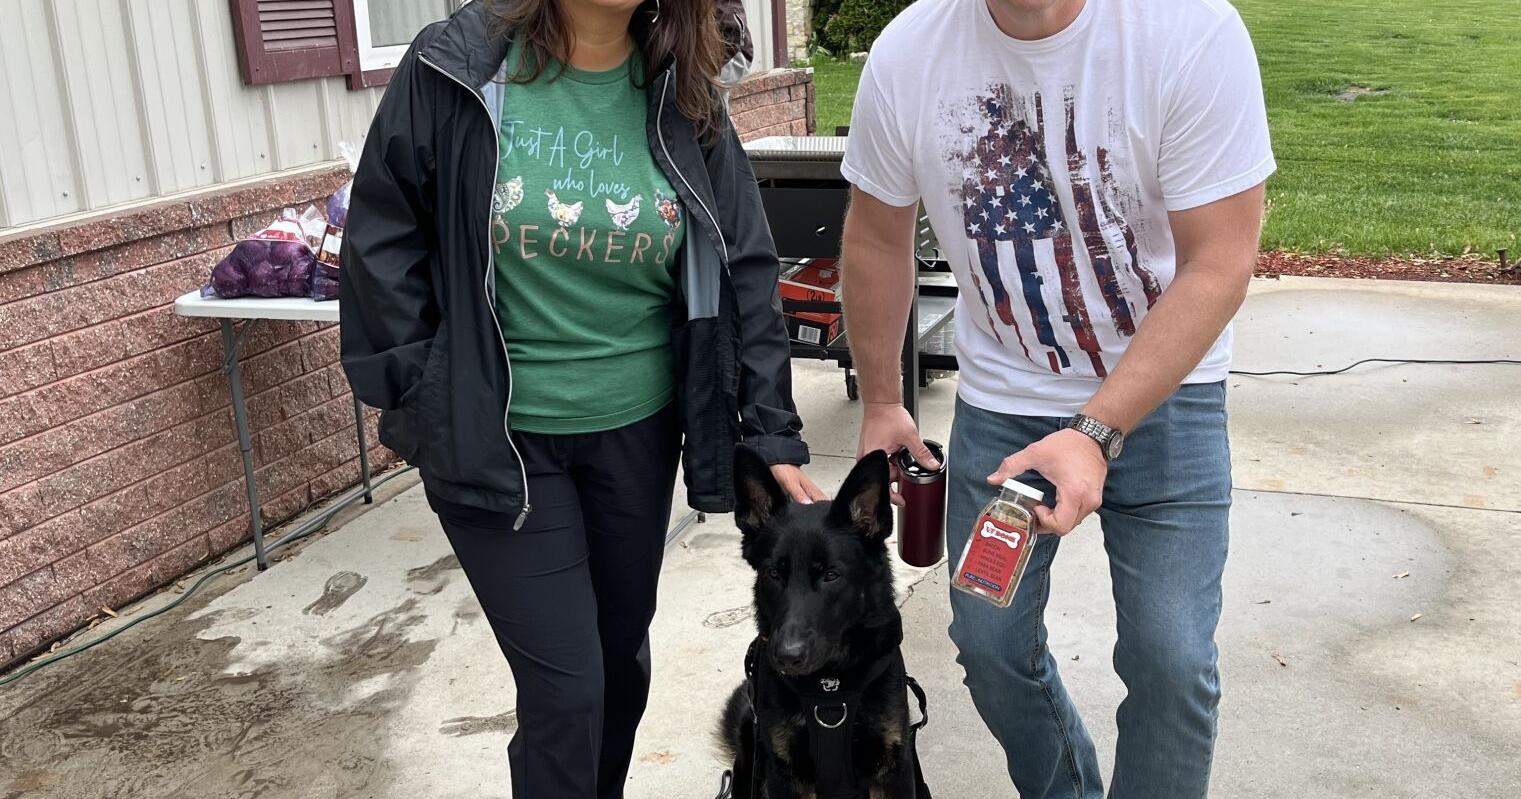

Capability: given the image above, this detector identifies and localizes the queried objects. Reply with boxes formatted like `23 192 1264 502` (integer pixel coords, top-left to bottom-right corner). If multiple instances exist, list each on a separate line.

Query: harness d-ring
813 703 848 729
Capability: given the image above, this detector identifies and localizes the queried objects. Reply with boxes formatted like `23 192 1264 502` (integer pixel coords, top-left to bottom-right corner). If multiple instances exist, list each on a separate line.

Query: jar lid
1002 479 1045 504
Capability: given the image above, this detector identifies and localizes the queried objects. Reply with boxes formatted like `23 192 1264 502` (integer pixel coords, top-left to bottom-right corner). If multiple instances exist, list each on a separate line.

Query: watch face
1106 431 1125 460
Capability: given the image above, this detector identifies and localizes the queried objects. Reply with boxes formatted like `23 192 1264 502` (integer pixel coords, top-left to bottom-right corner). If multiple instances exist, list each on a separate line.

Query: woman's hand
770 464 828 504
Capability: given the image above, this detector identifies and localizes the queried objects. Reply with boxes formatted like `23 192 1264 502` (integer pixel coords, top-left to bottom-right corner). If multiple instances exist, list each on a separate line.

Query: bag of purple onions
201 208 324 300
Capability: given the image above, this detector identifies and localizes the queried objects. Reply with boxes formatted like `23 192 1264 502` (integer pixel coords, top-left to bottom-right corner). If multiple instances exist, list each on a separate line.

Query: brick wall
0 168 396 669
0 68 815 671
729 69 817 141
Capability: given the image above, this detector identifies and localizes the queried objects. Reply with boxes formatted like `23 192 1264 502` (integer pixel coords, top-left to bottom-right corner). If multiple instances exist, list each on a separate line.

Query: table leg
221 319 269 571
902 292 921 423
353 396 373 504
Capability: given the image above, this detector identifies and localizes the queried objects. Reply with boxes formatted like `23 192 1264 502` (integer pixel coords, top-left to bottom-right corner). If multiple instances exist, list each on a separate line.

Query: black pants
427 405 681 799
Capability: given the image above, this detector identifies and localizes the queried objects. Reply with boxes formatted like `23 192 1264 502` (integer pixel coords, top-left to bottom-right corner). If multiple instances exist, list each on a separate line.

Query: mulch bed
1256 251 1521 285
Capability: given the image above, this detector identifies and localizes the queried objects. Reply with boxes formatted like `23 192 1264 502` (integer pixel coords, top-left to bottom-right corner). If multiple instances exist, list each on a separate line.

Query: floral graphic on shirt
943 84 1160 379
654 191 682 229
545 189 584 229
605 194 642 231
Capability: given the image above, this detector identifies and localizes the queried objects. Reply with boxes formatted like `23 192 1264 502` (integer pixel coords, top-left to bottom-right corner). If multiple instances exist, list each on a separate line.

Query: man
838 0 1273 796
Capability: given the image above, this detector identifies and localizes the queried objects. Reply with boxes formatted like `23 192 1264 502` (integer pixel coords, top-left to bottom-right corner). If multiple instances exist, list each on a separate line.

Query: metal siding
53 0 155 208
0 0 85 226
743 0 775 72
0 0 767 230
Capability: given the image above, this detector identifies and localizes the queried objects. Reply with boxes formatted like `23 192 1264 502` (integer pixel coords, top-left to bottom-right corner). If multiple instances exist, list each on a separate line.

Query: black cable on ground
0 466 416 689
1230 358 1521 377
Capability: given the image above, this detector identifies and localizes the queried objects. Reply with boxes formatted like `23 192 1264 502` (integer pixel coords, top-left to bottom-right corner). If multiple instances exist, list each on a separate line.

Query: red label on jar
958 514 1031 602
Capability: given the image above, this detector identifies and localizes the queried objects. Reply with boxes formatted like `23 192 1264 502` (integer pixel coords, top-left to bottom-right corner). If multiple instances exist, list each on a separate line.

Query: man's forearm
1081 265 1249 431
840 215 917 405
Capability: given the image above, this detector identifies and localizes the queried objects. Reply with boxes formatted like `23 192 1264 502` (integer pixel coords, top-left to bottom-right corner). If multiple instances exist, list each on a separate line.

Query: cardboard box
781 259 843 346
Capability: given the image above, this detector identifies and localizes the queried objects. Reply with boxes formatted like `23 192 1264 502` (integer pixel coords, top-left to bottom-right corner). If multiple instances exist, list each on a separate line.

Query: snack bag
312 143 359 300
202 209 319 299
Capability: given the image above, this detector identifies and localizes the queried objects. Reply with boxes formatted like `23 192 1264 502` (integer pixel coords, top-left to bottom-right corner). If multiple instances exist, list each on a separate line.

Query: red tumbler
896 440 948 567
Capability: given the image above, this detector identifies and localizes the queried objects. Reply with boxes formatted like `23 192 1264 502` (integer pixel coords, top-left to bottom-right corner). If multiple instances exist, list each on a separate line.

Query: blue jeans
945 383 1231 799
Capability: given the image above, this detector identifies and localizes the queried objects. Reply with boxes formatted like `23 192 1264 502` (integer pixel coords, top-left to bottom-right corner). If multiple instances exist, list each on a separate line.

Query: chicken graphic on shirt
605 195 642 231
654 190 682 229
545 189 584 228
493 176 524 216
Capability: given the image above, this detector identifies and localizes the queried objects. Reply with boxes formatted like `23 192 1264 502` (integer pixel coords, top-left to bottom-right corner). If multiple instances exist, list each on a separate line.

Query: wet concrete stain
0 581 441 799
302 571 368 616
406 554 461 596
438 710 517 738
703 606 754 629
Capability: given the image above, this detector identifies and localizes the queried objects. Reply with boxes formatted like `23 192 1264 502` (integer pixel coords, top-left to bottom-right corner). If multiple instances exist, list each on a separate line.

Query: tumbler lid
895 440 946 484
1001 479 1045 504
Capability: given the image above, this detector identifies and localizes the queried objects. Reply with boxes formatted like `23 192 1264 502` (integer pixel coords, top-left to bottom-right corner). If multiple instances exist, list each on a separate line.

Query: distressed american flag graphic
952 85 1163 377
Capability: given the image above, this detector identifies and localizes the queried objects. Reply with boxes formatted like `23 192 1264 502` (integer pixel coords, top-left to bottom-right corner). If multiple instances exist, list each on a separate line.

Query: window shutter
231 0 360 85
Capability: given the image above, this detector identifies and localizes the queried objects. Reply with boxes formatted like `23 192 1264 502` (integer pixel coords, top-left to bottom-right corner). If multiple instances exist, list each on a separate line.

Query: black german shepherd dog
716 446 929 799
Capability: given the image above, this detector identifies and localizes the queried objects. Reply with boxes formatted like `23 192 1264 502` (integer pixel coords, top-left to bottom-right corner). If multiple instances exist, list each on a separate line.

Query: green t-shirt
491 48 687 434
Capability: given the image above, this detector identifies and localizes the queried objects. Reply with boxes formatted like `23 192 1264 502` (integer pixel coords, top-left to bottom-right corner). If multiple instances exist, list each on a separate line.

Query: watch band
1068 414 1117 460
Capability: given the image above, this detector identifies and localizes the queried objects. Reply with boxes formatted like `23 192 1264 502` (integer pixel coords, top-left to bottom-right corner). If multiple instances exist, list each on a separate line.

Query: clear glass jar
952 479 1044 608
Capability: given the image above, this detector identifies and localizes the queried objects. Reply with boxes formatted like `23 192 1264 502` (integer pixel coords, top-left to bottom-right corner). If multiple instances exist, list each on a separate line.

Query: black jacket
340 1 808 524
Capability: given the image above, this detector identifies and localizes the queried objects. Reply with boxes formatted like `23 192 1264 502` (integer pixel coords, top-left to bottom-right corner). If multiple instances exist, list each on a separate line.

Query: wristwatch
1068 414 1125 462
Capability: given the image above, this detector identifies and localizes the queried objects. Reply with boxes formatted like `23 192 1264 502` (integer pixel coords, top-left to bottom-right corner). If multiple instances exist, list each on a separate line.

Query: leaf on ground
100 606 118 618
1393 571 1410 579
1467 418 1484 425
1272 653 1289 667
1254 599 1272 605
1410 613 1423 622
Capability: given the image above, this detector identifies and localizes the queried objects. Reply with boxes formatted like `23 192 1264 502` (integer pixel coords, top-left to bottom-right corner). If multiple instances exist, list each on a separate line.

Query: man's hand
859 402 940 506
986 428 1107 535
770 464 827 504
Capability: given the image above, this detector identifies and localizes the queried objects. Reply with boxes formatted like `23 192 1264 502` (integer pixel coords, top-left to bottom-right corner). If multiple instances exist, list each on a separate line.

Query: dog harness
719 637 932 799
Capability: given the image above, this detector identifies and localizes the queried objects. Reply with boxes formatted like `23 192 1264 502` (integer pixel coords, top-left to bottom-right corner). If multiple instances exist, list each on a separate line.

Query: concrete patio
2 276 1518 798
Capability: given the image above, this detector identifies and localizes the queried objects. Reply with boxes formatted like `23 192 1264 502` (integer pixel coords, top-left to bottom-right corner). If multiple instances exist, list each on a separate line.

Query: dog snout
771 633 811 673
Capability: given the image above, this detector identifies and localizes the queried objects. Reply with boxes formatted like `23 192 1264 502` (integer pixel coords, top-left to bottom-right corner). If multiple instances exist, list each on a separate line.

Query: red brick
54 203 197 258
5 332 223 443
0 483 44 539
0 265 47 304
0 371 227 493
0 253 217 351
256 393 352 465
43 225 232 292
259 483 313 528
243 340 308 395
7 405 234 533
207 514 251 555
246 369 332 430
190 168 347 228
81 535 212 615
0 567 70 630
300 326 342 370
0 340 58 399
0 230 63 274
732 99 808 138
49 305 217 378
0 594 90 665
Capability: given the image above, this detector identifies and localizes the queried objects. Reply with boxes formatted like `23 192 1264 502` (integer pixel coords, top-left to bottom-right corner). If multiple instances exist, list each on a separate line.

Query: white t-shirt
842 0 1275 417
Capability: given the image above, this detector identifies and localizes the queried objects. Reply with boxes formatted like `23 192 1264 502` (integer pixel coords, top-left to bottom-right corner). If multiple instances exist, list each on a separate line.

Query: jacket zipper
419 53 533 530
657 70 728 268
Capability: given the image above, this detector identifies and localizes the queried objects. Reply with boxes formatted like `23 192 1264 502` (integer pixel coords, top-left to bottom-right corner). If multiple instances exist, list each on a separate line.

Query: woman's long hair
488 0 725 141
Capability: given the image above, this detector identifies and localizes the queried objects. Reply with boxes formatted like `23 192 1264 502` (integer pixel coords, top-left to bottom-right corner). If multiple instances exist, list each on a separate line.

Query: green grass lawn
805 0 1521 257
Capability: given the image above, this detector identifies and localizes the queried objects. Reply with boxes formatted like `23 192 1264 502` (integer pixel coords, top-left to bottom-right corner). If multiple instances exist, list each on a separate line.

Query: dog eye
822 570 840 583
767 567 780 580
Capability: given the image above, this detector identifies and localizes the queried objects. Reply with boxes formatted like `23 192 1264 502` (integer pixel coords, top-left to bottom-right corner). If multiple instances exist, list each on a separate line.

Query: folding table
173 291 373 571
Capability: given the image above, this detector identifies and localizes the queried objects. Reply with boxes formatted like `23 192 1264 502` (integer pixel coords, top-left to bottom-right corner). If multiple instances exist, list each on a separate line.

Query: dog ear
829 450 893 540
734 444 787 532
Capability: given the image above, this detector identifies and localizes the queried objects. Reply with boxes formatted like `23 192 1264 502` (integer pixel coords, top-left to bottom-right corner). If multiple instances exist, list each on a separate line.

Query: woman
338 0 822 795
